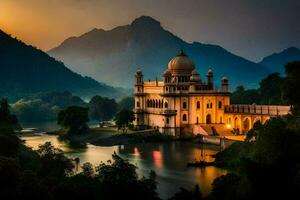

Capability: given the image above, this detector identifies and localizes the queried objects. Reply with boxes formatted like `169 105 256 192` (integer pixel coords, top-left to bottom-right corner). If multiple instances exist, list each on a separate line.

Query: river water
20 122 226 199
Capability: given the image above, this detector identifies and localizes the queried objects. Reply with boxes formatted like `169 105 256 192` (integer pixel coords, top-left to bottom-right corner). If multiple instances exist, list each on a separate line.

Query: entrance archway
243 118 251 133
206 114 211 124
234 117 241 134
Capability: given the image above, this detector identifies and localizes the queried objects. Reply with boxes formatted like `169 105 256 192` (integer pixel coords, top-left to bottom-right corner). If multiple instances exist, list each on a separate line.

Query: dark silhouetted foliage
118 96 135 111
115 109 135 132
89 95 118 121
58 106 89 135
282 61 300 115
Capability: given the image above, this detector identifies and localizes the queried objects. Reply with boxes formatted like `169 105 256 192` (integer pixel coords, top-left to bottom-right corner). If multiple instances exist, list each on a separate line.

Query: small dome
190 70 201 82
168 49 195 73
191 69 199 75
222 76 228 80
136 69 143 76
222 76 228 83
207 69 213 75
163 69 171 76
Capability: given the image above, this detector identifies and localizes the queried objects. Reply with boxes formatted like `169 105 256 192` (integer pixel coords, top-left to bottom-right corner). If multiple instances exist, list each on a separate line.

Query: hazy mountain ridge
259 47 300 74
0 29 126 101
49 16 271 89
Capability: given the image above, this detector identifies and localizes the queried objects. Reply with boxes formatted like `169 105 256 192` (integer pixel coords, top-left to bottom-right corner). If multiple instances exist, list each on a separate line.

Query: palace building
133 50 290 137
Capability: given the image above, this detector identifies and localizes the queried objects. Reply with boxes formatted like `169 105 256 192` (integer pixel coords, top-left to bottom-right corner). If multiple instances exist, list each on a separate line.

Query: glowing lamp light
226 124 232 129
133 147 139 156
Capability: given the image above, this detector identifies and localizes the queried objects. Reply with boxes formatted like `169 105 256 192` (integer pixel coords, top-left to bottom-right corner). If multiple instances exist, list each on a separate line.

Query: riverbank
47 127 176 147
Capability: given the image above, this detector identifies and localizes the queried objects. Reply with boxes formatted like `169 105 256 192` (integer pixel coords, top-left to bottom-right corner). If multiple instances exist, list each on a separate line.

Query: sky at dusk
0 0 299 61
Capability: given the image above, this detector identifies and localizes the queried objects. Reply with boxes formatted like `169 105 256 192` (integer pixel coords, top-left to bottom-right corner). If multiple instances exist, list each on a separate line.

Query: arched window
166 117 169 124
220 117 222 123
164 102 168 108
196 101 200 109
155 100 158 108
183 101 187 109
210 103 213 108
183 114 187 121
196 117 199 124
207 103 210 109
136 101 140 107
218 101 222 109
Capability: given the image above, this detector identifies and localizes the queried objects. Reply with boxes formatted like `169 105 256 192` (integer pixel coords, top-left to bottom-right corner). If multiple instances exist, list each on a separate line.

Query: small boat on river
187 142 215 168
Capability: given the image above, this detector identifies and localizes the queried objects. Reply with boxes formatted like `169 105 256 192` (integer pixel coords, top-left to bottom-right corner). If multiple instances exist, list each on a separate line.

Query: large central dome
168 49 195 74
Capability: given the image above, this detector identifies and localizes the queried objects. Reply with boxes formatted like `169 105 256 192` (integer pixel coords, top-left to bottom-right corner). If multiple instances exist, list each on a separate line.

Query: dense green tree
0 98 20 133
0 134 20 157
81 162 94 177
114 109 135 132
95 152 159 200
57 106 89 135
169 185 202 200
0 156 20 199
37 142 74 178
230 86 261 104
259 72 284 104
231 72 285 105
118 96 135 111
89 95 118 121
282 61 300 115
212 115 300 200
11 91 86 122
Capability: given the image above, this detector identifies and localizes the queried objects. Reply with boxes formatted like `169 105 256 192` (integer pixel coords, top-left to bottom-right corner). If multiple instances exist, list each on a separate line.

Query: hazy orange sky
0 0 299 61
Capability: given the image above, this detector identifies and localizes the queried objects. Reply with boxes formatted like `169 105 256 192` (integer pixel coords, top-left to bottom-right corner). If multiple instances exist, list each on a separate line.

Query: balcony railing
134 108 177 115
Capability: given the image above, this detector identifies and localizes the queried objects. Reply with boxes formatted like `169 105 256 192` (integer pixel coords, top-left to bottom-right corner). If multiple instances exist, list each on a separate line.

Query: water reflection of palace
134 50 290 137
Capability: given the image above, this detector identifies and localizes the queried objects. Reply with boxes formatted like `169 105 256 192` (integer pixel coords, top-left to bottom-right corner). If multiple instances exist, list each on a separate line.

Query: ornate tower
134 69 144 129
221 76 229 92
135 69 144 93
207 69 214 90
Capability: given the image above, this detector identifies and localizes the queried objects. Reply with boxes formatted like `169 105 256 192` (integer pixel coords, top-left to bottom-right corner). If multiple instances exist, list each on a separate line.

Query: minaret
135 69 144 94
134 69 144 129
221 76 229 92
207 69 214 90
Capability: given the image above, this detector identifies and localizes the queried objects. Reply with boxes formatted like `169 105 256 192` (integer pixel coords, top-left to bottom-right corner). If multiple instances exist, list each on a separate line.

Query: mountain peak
131 16 161 27
284 46 300 53
259 46 300 73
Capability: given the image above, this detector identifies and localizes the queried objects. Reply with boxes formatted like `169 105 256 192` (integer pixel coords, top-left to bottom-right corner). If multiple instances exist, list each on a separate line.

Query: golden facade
134 50 290 137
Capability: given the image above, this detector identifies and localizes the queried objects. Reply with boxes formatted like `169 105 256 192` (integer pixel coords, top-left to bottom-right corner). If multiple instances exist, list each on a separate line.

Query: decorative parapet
224 104 291 116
